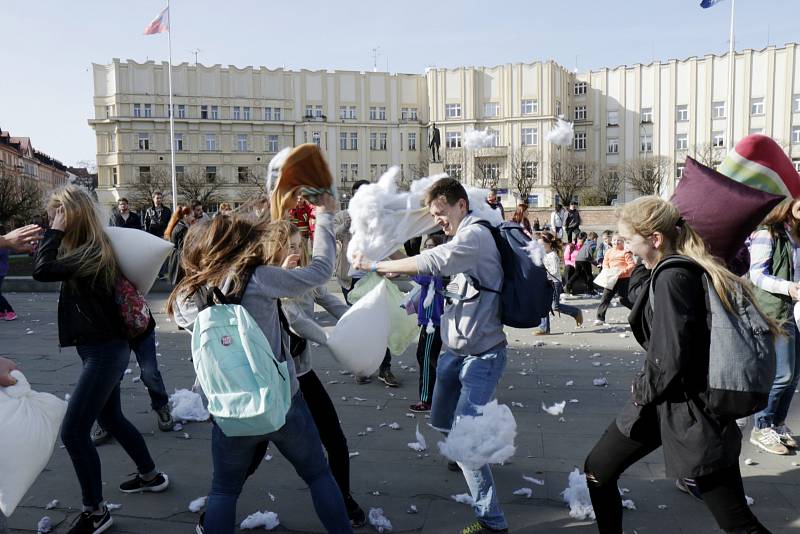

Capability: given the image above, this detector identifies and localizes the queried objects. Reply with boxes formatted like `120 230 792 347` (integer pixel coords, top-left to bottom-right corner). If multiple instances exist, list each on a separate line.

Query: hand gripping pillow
327 280 391 376
0 371 67 516
104 226 173 295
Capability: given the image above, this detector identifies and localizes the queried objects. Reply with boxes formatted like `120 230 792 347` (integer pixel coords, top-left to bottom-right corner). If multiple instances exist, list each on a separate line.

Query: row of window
125 103 286 121
337 132 419 151
131 133 282 153
445 100 544 119
129 164 258 185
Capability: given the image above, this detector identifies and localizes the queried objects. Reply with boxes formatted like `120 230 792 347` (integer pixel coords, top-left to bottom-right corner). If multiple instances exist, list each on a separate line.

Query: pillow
269 144 335 220
671 157 783 272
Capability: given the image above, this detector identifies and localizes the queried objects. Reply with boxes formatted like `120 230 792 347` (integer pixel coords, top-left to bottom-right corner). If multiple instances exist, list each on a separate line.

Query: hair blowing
47 185 119 291
618 196 782 335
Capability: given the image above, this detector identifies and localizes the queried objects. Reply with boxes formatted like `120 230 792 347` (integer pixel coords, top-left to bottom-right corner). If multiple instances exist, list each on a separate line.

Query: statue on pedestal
429 123 441 162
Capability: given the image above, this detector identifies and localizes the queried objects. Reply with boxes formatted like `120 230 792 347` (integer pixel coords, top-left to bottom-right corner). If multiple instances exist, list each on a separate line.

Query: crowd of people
1 159 798 534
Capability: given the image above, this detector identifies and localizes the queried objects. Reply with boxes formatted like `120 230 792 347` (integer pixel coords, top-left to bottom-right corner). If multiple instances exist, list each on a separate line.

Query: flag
144 6 169 35
700 0 726 8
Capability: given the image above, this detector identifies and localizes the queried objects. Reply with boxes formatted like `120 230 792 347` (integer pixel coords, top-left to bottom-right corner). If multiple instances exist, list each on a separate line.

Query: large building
90 43 800 210
0 127 69 190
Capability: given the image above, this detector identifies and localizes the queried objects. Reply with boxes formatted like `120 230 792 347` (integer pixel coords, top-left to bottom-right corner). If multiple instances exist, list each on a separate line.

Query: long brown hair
263 220 300 266
539 231 562 254
46 186 118 291
166 215 267 316
511 204 528 224
761 198 800 241
164 205 192 240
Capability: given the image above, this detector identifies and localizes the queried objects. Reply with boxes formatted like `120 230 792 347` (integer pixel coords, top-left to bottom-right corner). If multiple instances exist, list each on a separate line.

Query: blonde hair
618 196 781 335
262 220 300 266
46 186 119 291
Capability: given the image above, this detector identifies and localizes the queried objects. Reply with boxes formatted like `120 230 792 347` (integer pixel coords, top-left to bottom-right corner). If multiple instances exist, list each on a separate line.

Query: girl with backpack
275 221 367 528
32 186 170 534
747 198 800 455
537 232 583 335
583 196 775 534
168 194 353 534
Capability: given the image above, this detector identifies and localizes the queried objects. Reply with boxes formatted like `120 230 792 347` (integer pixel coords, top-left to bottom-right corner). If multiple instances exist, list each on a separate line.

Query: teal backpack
191 286 291 437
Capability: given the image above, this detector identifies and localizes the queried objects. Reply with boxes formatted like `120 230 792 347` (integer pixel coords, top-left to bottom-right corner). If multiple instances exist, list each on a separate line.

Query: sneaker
533 329 549 336
575 310 583 327
196 512 205 534
119 472 170 493
67 507 113 534
0 312 6 320
155 406 175 431
462 521 508 534
750 427 790 455
378 369 400 388
675 478 703 501
774 424 799 449
355 375 371 385
4 312 16 321
90 425 111 446
345 496 367 528
409 402 431 413
447 461 460 472
593 319 604 326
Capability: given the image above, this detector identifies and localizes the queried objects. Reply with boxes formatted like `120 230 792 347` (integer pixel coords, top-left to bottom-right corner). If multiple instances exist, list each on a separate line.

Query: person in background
550 203 566 240
216 202 233 218
143 191 172 237
566 232 594 295
0 225 15 321
532 218 541 232
511 204 532 237
486 189 505 220
191 199 210 223
290 195 316 242
110 198 142 230
596 231 613 269
537 232 583 335
562 235 580 292
165 206 195 286
594 234 636 325
564 201 582 244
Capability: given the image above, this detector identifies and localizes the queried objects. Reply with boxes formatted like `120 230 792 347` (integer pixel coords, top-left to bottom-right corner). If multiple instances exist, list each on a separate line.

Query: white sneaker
774 424 799 449
593 319 604 326
750 427 790 455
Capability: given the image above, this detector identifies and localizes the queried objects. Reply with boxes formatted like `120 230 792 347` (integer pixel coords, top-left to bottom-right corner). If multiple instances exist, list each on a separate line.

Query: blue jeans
204 392 352 534
62 340 157 507
540 280 581 332
130 329 169 410
755 323 800 429
431 346 508 530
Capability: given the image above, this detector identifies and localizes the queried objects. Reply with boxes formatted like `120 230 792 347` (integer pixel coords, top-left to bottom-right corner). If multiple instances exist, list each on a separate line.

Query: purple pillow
671 157 783 274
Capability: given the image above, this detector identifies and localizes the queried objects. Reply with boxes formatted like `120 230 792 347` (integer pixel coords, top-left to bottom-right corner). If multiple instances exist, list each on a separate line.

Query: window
379 132 387 150
138 133 150 150
607 137 619 154
370 164 378 178
794 95 800 113
340 106 357 120
400 107 418 120
521 127 538 146
201 105 208 119
138 166 151 182
340 164 348 181
233 106 241 120
204 134 217 151
273 108 282 120
369 132 377 150
573 132 586 151
712 131 725 148
340 132 348 150
676 163 685 180
243 106 251 120
607 110 619 126
676 105 689 122
445 164 462 180
237 166 250 183
574 81 587 95
350 132 358 150
556 100 562 116
640 133 652 152
176 104 186 118
369 106 386 120
174 133 184 151
574 106 587 121
205 166 217 182
487 129 500 147
143 104 152 118
712 101 726 119
676 133 688 150
446 131 462 148
267 135 279 152
237 134 248 151
445 103 461 118
211 106 219 119
305 105 323 118
264 107 272 120
751 98 764 116
750 128 764 135
175 165 185 180
522 161 537 180
108 133 116 152
380 164 388 174
106 105 114 118
408 132 417 151
312 132 321 146
793 127 800 144
350 164 358 179
111 167 118 186
521 99 538 115
484 102 499 118
641 107 653 123
794 160 800 173
482 163 501 182
133 103 141 117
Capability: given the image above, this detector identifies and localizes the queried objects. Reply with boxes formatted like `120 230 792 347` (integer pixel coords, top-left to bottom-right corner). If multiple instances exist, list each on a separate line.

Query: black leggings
584 420 770 534
567 261 594 294
416 324 442 404
595 277 630 322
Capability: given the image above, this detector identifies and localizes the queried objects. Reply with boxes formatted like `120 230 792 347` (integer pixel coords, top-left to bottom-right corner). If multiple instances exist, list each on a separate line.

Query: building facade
91 44 800 210
0 128 69 190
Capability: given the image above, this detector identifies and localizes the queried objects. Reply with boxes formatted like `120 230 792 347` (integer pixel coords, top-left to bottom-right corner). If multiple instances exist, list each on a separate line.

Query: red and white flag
143 6 169 35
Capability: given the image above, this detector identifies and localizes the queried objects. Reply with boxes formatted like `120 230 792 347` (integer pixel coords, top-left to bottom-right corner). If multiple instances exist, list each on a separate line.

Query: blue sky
0 0 796 167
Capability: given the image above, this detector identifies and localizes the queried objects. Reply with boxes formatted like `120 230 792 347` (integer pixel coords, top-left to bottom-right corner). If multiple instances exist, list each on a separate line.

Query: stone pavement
3 288 800 533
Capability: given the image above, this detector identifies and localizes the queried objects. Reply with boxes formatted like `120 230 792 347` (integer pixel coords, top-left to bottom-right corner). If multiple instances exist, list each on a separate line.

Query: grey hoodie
414 213 506 355
173 212 336 396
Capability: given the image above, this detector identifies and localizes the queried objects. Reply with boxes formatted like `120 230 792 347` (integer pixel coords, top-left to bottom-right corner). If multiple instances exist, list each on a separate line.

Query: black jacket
167 221 189 285
564 208 581 229
144 205 172 237
111 211 142 230
32 229 126 347
617 259 741 478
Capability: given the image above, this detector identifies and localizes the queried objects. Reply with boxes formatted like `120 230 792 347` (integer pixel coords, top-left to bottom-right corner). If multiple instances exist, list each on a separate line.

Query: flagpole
726 0 736 153
166 0 177 211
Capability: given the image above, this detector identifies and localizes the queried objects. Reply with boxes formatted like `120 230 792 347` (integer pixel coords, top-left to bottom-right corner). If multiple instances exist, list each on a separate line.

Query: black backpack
471 221 554 328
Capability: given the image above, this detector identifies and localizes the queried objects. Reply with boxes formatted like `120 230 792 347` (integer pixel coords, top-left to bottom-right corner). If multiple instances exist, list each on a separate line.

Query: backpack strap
468 220 502 294
647 255 712 329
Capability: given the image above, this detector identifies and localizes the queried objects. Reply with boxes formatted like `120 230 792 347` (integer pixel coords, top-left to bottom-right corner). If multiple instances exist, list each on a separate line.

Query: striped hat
718 134 800 198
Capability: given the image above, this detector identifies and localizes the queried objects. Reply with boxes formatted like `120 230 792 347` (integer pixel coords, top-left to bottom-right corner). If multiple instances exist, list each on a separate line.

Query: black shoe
355 375 371 385
119 472 170 493
378 369 400 387
155 406 175 431
447 461 460 472
345 496 367 528
90 425 111 446
462 521 508 534
196 512 205 534
675 478 703 501
67 508 113 534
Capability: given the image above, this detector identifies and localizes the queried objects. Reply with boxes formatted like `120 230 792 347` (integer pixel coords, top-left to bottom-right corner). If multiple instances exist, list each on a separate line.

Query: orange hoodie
602 248 636 278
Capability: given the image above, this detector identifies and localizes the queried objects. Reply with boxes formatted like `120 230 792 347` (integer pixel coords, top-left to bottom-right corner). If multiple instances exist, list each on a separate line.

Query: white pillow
104 226 173 295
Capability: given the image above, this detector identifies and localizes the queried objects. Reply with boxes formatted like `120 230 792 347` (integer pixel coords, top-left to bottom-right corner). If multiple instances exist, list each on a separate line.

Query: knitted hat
718 134 800 198
270 144 335 220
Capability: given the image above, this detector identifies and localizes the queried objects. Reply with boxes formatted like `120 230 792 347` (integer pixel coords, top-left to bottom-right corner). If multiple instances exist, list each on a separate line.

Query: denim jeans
755 322 800 429
204 392 352 534
540 280 581 332
430 346 508 530
62 340 157 507
130 329 169 410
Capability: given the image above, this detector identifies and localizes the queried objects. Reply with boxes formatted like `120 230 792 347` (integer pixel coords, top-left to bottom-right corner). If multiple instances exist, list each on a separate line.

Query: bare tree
622 155 673 197
691 142 724 169
177 167 225 206
442 148 465 181
0 166 45 227
595 167 623 205
126 166 170 213
473 153 502 190
237 167 268 196
548 148 595 205
508 147 541 200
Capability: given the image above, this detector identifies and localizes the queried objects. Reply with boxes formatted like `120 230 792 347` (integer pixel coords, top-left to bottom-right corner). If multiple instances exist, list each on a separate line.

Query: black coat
564 208 581 229
144 205 172 237
167 221 189 285
111 211 142 230
616 259 741 478
32 229 126 347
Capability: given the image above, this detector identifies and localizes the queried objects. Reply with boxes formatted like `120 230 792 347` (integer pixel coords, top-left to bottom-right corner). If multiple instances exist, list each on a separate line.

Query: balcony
304 114 327 122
